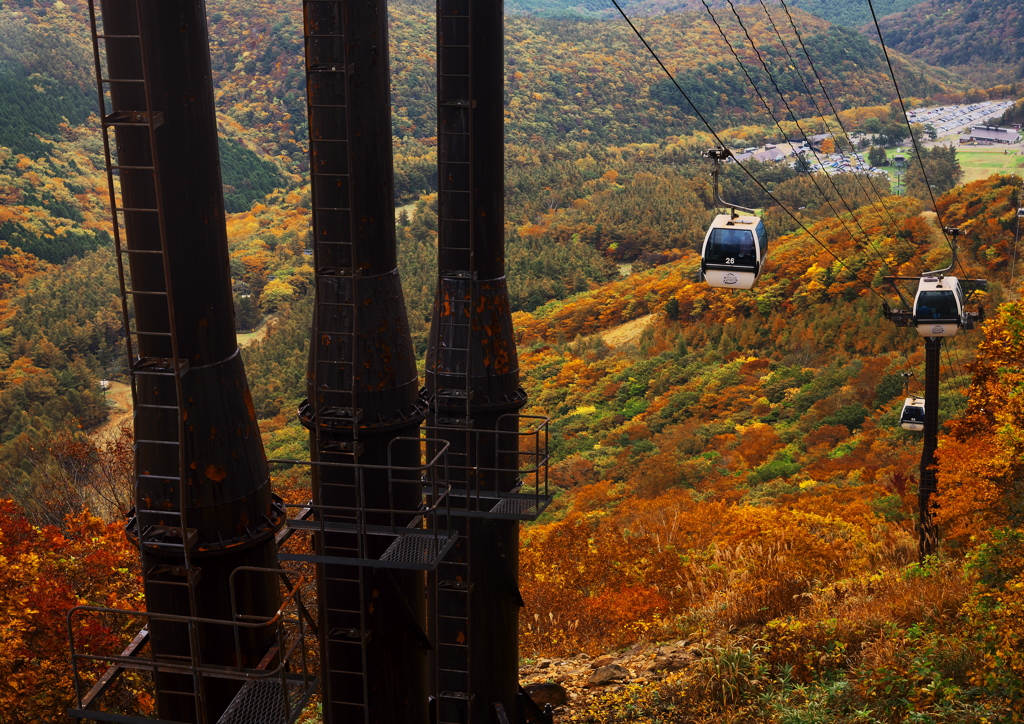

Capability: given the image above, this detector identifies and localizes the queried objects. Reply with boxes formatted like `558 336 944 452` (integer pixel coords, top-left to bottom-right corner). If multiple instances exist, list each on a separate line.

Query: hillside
505 175 1024 720
11 174 1024 722
0 0 290 215
0 0 968 218
872 0 1024 85
0 0 995 516
510 0 927 28
200 0 964 172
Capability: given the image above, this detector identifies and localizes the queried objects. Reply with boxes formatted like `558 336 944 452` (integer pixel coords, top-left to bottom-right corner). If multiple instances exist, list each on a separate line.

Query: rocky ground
519 638 706 720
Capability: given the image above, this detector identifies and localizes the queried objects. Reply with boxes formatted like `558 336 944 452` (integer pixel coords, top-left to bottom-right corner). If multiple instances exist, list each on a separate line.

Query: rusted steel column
427 0 527 720
919 336 941 559
300 0 429 721
99 0 282 721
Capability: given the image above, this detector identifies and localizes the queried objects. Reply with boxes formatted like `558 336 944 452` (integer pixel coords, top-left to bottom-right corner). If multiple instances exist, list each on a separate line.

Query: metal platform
278 530 457 571
487 494 552 520
430 489 553 521
380 533 457 566
217 676 317 724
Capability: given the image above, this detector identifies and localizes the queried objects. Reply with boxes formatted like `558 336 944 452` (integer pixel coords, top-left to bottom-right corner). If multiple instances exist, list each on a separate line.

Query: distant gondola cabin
900 397 925 431
912 276 964 337
700 214 768 290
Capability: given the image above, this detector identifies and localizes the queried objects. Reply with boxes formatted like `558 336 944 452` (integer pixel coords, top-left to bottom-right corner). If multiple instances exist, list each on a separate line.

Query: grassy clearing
236 315 275 347
878 146 1024 187
601 312 656 349
956 147 1024 183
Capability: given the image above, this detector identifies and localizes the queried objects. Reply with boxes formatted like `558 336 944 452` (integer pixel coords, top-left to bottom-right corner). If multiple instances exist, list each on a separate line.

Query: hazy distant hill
872 0 1024 84
507 0 927 28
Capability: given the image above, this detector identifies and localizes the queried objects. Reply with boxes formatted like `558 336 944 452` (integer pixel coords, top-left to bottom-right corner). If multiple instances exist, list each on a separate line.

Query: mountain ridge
872 0 1024 84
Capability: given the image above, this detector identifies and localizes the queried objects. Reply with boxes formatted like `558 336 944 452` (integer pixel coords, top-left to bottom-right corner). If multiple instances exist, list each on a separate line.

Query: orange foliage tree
0 500 141 723
935 301 1024 546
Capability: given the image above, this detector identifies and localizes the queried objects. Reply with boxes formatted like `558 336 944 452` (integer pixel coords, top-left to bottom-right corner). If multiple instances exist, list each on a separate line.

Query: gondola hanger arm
922 226 962 277
705 148 758 217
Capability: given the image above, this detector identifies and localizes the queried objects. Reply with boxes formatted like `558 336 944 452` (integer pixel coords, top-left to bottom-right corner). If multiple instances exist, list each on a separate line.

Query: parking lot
906 99 1016 139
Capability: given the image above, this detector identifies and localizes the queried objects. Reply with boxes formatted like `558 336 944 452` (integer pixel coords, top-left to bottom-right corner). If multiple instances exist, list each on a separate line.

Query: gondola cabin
700 214 767 290
912 276 964 337
900 396 925 431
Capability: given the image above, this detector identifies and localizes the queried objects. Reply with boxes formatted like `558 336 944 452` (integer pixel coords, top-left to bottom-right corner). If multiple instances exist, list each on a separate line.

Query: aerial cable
715 0 902 285
772 0 909 240
759 0 904 240
942 340 969 417
767 0 923 266
608 0 887 299
701 0 898 293
894 322 920 387
946 335 972 397
940 333 972 418
866 0 954 255
870 0 981 312
698 0 785 138
769 0 925 304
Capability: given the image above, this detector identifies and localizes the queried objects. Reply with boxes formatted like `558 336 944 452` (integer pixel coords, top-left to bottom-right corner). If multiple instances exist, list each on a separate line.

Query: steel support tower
883 239 985 560
293 2 443 722
426 2 552 722
918 336 941 557
83 0 285 721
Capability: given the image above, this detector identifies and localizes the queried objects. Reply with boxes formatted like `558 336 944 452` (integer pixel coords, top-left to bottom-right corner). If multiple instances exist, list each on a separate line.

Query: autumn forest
4 0 1024 721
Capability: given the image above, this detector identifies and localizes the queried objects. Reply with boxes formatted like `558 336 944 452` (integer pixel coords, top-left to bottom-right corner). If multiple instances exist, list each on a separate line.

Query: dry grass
601 313 657 349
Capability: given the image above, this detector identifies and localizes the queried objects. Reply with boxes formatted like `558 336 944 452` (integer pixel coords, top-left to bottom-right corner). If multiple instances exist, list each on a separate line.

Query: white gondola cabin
912 276 965 338
900 396 925 431
700 214 768 290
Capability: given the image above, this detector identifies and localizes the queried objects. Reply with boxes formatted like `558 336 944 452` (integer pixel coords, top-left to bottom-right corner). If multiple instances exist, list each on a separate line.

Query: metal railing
422 414 551 521
67 569 317 724
272 436 458 570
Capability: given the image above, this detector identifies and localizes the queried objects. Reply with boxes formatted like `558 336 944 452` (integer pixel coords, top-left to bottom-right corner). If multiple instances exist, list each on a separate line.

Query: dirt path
92 381 133 442
396 202 418 221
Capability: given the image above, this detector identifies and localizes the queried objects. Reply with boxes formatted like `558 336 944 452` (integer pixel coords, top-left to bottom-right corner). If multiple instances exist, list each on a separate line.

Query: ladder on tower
87 0 205 718
304 1 370 719
434 545 474 724
434 1 477 719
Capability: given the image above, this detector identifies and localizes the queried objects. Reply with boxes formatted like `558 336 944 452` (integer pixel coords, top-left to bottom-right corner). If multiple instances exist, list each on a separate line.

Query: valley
1 0 1024 721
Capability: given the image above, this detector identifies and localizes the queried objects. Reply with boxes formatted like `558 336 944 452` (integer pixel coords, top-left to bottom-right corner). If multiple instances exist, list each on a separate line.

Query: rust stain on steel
209 426 217 440
205 464 227 482
244 390 257 421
